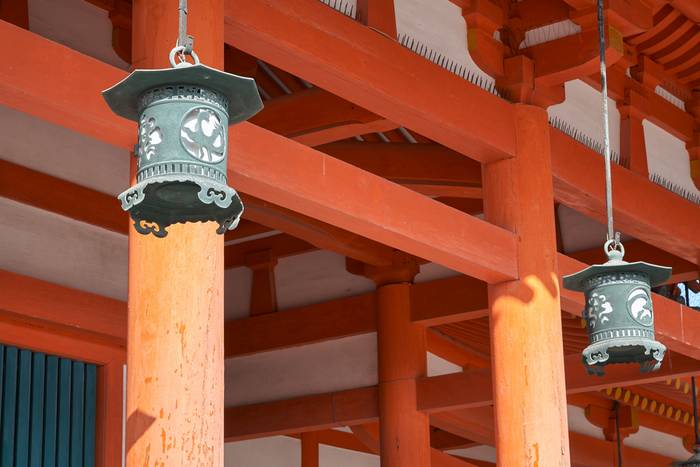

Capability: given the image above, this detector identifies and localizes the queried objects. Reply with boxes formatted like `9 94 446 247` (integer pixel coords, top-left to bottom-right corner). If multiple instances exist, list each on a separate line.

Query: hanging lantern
102 47 263 237
563 241 671 375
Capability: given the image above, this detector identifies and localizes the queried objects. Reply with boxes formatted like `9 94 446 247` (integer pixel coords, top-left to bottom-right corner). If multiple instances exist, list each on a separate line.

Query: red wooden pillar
301 432 320 467
483 104 571 466
350 256 430 467
126 0 225 465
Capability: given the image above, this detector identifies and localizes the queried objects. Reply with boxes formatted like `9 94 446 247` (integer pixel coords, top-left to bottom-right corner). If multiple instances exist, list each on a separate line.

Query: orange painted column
126 1 225 465
301 432 320 467
483 104 571 466
355 256 430 467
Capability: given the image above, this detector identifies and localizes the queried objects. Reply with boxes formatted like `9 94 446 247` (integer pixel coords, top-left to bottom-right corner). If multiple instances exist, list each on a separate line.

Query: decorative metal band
137 161 227 184
590 327 655 343
585 271 649 289
138 85 229 115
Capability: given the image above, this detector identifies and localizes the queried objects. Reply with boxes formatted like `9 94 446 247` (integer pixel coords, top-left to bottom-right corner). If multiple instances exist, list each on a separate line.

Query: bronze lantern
563 241 672 375
102 48 263 237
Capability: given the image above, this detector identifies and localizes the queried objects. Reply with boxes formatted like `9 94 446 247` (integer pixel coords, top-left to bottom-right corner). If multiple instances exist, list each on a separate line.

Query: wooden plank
15 349 32 467
224 0 516 163
70 362 85 467
1 346 19 466
29 352 45 467
84 364 97 467
43 355 59 467
57 358 71 467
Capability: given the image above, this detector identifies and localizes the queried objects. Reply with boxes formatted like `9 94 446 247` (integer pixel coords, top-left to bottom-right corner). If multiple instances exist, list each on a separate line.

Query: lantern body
102 64 262 237
563 252 671 375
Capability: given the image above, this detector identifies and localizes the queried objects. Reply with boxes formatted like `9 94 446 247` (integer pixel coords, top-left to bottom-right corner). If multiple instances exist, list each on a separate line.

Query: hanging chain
597 0 621 255
169 0 199 67
615 402 623 467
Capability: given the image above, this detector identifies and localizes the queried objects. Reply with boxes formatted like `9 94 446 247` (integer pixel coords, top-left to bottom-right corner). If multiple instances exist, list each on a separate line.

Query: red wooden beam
224 0 517 163
219 2 700 259
225 233 315 269
551 128 700 265
0 159 128 234
568 239 699 284
250 87 396 146
0 269 127 342
225 351 700 440
317 142 482 190
230 123 518 282
0 21 517 283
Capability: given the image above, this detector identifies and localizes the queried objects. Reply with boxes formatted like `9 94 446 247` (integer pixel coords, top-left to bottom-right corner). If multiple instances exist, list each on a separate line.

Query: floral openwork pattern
180 107 225 163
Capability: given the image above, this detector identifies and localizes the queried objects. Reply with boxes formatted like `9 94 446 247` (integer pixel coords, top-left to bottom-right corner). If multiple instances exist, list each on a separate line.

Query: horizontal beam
225 351 700 439
224 233 315 269
224 385 379 441
551 127 700 264
0 21 517 283
568 239 698 284
432 409 675 467
316 142 482 187
224 274 488 358
0 269 126 342
224 0 516 163
223 2 700 264
230 123 518 282
250 87 396 146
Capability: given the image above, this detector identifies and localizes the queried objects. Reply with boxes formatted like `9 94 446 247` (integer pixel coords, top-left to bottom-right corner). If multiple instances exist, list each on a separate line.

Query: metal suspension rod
693 376 699 447
178 0 193 54
615 402 623 467
597 0 616 243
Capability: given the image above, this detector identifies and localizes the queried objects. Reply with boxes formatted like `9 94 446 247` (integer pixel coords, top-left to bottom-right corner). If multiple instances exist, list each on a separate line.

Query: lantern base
582 337 666 376
118 175 243 237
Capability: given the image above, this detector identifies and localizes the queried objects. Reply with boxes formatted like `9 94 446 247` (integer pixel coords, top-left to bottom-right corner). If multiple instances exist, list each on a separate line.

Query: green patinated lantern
563 241 671 375
102 47 263 237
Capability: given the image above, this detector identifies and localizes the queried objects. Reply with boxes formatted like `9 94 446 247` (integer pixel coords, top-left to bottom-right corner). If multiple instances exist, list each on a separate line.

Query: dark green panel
43 356 59 467
70 362 85 467
83 365 97 467
56 359 71 467
0 344 4 444
15 349 33 467
29 353 46 467
2 346 19 467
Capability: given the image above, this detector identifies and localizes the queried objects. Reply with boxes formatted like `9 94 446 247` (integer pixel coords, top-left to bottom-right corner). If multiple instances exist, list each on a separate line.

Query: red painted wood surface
126 1 225 465
483 105 570 466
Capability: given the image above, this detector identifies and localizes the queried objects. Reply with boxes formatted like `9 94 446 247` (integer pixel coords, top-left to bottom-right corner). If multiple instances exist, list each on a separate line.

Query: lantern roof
562 249 672 292
102 63 263 124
